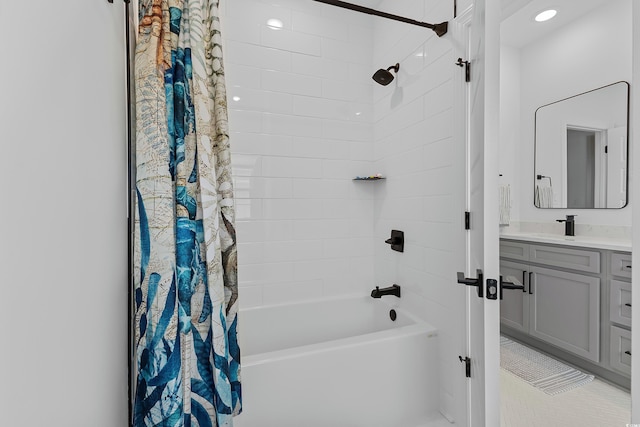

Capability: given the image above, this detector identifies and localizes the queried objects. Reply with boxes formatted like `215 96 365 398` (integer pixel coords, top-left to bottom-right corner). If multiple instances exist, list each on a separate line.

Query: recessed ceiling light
232 96 241 102
535 9 557 22
266 18 283 30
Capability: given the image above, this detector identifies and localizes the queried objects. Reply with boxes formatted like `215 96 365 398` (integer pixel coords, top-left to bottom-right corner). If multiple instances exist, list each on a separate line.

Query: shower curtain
132 0 241 425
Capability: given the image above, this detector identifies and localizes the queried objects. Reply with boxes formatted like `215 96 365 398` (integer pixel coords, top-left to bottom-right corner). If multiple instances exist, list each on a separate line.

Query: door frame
458 0 502 425
492 0 640 424
477 0 501 424
631 1 640 423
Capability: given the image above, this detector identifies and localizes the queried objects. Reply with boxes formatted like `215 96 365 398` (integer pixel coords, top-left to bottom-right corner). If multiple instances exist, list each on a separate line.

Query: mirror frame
533 81 630 209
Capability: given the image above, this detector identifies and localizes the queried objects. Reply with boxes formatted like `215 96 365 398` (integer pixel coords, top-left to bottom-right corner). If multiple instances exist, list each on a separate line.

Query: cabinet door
499 261 529 333
529 266 600 362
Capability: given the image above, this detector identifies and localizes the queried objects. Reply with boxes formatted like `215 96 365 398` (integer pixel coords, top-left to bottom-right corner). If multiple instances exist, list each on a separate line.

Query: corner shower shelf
353 176 386 181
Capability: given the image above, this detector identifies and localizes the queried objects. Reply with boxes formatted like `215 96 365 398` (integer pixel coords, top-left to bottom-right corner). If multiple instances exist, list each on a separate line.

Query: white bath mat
500 335 594 395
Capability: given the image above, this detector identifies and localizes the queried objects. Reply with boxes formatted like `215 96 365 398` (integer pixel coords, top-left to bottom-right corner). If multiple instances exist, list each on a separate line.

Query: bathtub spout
371 284 401 298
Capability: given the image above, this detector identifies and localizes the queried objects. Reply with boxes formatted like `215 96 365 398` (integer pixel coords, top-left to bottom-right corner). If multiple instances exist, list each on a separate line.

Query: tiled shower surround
223 0 457 301
222 0 466 419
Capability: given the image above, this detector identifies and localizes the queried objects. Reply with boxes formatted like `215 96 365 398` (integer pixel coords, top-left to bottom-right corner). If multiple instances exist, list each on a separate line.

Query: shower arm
311 0 448 37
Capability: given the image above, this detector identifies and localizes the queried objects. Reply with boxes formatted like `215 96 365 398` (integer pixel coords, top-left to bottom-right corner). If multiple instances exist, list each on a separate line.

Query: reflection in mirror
534 81 629 209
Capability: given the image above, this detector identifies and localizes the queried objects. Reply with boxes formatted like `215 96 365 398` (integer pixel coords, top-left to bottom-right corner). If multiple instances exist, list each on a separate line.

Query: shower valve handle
384 230 404 252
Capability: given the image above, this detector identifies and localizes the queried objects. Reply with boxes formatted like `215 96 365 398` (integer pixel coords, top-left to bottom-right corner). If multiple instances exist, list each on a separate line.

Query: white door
462 0 501 425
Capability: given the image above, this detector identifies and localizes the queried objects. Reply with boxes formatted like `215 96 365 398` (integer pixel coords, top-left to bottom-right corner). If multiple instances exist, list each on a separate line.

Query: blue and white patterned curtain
132 0 241 425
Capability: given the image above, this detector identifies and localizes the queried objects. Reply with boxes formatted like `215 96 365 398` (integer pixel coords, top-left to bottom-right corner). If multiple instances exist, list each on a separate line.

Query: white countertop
500 231 631 252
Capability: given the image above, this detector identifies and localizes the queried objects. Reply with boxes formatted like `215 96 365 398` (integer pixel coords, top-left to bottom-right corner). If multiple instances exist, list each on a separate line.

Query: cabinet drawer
610 325 631 377
500 240 530 262
530 245 600 274
610 280 631 327
611 252 632 279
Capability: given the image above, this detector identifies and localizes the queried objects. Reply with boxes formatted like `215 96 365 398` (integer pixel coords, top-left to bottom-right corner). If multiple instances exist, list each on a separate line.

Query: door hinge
459 356 471 377
464 211 470 230
456 58 470 82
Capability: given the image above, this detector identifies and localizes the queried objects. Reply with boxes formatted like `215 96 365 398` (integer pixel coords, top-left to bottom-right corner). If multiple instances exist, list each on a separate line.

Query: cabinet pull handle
522 271 527 293
625 351 631 356
625 303 632 307
528 272 533 294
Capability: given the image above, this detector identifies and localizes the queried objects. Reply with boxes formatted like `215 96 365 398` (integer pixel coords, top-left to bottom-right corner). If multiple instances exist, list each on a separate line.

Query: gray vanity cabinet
501 238 632 387
499 241 601 362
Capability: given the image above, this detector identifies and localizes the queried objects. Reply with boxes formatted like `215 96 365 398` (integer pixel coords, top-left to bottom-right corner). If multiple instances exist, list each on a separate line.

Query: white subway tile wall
223 3 467 416
222 1 477 424
222 0 375 307
372 0 465 422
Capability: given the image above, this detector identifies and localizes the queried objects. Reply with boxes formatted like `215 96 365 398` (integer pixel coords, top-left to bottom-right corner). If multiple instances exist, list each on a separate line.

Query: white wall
502 0 632 227
0 1 128 425
499 45 521 220
631 4 640 421
222 0 375 307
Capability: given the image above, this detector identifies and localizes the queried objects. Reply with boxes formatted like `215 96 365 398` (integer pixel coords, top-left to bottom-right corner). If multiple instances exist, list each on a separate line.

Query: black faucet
371 284 401 298
556 215 576 236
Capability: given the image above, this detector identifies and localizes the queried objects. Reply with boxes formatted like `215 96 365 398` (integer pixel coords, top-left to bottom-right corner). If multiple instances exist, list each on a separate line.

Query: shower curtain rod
311 0 448 37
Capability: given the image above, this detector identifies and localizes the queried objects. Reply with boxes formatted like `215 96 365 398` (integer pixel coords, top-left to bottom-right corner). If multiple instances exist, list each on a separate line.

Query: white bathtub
234 295 440 427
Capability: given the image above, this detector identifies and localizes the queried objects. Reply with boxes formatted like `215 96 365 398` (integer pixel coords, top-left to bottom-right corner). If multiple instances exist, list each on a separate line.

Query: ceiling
501 0 611 48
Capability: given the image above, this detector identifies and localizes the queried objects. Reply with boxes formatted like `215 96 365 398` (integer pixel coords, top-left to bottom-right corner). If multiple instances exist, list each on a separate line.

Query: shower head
372 63 400 86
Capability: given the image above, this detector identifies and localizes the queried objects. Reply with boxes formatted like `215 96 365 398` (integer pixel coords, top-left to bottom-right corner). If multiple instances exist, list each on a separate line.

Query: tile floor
500 369 631 427
410 364 630 427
